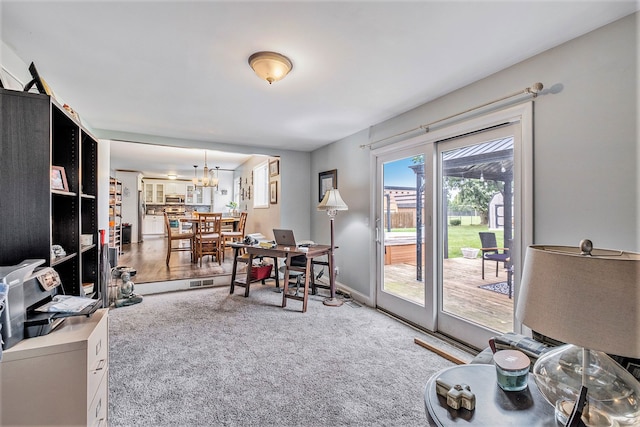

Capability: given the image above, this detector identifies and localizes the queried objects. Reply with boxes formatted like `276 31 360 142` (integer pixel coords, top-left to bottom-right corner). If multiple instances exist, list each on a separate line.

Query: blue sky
384 157 421 187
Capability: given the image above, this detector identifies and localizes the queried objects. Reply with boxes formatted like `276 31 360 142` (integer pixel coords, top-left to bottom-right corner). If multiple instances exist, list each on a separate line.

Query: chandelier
192 152 219 187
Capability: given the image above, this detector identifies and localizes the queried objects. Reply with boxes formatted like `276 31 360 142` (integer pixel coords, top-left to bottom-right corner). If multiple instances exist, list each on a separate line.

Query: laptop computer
273 229 297 246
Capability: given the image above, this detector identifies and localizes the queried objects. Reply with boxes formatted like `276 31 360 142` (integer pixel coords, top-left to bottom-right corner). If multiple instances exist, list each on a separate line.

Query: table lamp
516 240 640 427
317 188 348 306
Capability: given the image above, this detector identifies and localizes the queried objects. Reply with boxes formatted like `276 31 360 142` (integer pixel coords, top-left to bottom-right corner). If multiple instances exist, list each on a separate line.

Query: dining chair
194 212 223 266
479 232 510 279
163 212 195 266
221 212 248 261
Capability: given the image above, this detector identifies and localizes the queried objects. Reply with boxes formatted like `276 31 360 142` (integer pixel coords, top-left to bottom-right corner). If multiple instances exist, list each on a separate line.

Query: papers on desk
35 295 96 313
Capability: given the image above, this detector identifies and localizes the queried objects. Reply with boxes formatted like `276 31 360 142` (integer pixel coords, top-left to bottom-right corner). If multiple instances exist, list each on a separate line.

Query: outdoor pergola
407 136 514 280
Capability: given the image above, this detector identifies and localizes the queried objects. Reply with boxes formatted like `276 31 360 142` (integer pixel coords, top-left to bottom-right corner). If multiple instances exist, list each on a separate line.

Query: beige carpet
108 285 461 426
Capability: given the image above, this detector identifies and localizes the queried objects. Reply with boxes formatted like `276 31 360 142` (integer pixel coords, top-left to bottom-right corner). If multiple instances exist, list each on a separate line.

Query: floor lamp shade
516 242 640 426
317 188 348 307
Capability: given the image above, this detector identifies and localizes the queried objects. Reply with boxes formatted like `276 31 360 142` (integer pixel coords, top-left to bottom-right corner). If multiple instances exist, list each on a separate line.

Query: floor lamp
516 240 640 426
317 188 348 306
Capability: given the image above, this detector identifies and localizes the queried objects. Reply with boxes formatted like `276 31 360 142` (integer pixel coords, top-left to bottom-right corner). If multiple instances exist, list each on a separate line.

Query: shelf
52 189 78 197
51 252 78 266
81 193 96 199
81 244 97 253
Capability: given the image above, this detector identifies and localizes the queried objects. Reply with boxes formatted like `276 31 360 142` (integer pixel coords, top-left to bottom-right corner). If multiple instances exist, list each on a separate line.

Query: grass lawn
447 225 503 258
391 222 504 258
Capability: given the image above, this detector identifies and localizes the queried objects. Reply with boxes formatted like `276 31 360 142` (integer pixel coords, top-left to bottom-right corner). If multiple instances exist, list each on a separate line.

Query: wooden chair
164 212 194 266
194 212 223 266
221 212 247 261
479 232 509 280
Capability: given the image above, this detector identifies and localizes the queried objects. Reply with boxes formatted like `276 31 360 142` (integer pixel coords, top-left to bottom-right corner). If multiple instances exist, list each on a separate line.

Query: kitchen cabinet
1 309 109 426
165 181 186 196
144 182 165 204
0 88 99 298
186 185 212 205
186 184 203 204
142 214 165 235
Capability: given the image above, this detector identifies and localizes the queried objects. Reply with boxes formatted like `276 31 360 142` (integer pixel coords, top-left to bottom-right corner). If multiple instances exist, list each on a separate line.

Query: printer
0 259 102 350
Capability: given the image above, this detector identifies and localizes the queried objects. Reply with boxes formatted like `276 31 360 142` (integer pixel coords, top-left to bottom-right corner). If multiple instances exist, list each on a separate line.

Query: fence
386 209 481 230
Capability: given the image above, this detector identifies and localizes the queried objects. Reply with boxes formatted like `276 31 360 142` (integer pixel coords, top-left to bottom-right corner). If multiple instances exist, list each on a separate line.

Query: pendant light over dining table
248 51 293 84
192 151 219 188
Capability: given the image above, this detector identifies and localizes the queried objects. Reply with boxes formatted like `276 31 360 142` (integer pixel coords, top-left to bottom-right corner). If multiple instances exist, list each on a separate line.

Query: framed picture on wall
270 181 277 204
269 159 279 177
318 169 337 202
51 166 68 191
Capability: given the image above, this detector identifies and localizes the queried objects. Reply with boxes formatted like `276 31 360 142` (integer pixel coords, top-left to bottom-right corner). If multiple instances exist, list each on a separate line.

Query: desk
424 364 555 426
229 243 334 313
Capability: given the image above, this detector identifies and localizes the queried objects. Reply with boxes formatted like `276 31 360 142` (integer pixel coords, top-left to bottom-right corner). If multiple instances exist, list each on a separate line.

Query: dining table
179 215 240 233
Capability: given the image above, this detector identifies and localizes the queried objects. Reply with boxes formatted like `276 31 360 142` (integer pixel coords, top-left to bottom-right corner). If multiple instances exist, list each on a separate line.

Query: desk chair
194 213 223 266
221 212 247 261
479 232 510 280
164 213 194 266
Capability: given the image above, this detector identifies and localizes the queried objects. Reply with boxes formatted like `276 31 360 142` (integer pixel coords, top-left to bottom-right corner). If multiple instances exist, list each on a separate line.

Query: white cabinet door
142 215 164 234
144 183 165 204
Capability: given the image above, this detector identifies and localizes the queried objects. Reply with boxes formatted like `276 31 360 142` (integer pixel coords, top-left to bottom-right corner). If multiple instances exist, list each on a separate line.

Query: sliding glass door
373 104 532 349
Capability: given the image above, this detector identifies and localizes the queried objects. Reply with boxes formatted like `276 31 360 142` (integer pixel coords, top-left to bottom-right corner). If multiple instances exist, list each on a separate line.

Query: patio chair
479 232 509 280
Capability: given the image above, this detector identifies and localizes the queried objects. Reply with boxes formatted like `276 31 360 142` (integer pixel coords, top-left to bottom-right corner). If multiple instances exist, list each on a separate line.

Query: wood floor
117 236 236 284
119 236 513 333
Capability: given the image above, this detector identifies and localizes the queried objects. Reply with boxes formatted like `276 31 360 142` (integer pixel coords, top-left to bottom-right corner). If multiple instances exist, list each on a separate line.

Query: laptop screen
273 229 296 246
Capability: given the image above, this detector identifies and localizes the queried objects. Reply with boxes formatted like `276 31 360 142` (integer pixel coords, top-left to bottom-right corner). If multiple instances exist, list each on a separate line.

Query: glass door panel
436 124 519 348
375 144 434 329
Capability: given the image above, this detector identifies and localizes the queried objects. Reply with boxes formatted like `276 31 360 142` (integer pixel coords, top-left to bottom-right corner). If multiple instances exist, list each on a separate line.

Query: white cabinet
165 182 186 196
186 184 208 205
1 309 109 426
144 182 165 204
142 214 165 235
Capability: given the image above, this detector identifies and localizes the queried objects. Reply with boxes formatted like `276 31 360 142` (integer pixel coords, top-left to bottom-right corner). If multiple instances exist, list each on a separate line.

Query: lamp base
323 297 343 307
532 344 640 426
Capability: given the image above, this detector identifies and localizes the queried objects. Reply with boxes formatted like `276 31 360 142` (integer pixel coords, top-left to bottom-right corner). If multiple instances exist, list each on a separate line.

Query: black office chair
479 232 510 280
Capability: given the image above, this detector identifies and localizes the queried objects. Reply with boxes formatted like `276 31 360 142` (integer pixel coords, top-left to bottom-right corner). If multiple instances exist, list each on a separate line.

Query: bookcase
0 88 100 298
109 177 123 253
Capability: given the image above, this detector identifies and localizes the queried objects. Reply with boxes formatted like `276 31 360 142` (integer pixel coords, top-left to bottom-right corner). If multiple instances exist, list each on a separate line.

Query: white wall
311 12 638 299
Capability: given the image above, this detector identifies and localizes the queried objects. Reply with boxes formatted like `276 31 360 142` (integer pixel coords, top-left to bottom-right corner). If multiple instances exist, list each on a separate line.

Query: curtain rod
360 82 544 149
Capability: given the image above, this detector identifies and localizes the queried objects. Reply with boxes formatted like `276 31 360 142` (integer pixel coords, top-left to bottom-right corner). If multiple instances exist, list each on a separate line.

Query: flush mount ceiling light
248 51 293 84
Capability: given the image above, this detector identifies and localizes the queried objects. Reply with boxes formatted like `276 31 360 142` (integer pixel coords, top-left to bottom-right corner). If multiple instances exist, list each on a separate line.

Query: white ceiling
2 1 638 179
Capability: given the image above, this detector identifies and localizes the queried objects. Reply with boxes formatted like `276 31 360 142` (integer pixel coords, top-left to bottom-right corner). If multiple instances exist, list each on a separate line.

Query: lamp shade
248 51 292 84
516 244 640 358
317 189 348 212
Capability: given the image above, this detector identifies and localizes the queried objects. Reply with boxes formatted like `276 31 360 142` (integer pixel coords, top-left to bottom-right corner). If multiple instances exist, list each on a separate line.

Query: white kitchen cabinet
165 182 186 196
144 182 165 204
142 214 165 235
186 184 210 205
0 309 109 426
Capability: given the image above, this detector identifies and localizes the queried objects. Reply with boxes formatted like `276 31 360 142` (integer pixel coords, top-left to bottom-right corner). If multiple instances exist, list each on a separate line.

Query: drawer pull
95 339 101 356
95 358 106 371
95 397 101 418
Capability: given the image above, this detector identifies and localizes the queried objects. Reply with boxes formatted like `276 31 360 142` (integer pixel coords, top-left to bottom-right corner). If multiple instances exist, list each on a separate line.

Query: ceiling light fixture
193 152 218 187
167 174 177 180
248 51 293 84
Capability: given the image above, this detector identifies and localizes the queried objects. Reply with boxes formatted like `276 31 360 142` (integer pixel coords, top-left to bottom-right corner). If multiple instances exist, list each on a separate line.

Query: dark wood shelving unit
0 88 100 299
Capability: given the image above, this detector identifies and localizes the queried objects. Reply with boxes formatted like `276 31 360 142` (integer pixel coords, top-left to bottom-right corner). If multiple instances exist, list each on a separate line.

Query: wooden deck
384 257 513 333
118 237 513 333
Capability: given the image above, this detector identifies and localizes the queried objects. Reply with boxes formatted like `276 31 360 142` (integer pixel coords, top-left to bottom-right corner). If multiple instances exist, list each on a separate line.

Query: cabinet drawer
87 310 109 398
88 369 108 427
